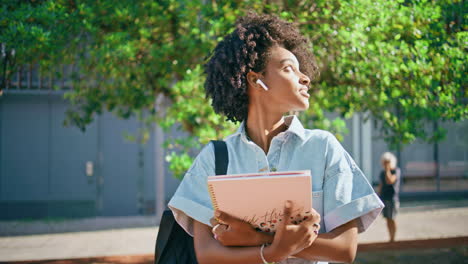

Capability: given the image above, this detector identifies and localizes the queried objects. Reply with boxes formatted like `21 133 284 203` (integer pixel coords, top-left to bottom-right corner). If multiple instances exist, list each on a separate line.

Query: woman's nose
299 74 310 86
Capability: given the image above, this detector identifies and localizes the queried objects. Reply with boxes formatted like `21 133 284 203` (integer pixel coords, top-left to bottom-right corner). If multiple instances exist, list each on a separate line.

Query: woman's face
382 160 392 169
261 46 311 112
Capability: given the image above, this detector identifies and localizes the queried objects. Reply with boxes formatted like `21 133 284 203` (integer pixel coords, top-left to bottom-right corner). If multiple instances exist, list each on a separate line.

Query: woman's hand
383 160 391 171
264 201 321 262
210 211 272 247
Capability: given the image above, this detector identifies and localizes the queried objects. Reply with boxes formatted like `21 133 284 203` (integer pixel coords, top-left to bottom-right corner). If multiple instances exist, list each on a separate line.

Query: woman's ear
246 71 260 88
246 71 268 91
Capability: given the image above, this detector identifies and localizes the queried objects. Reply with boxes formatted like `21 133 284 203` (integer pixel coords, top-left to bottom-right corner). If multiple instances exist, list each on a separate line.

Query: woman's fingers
271 202 323 258
302 208 321 229
308 208 321 223
282 200 293 223
276 200 293 233
209 217 219 227
301 210 321 235
215 210 243 228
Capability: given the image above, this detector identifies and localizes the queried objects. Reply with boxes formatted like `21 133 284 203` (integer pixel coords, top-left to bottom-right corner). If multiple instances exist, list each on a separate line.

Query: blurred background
0 0 466 263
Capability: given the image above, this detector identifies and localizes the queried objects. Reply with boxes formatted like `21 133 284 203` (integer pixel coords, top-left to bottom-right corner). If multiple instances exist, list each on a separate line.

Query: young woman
378 152 401 242
169 13 384 264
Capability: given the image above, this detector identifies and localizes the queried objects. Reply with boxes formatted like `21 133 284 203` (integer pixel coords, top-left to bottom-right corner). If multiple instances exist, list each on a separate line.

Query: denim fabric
169 115 384 264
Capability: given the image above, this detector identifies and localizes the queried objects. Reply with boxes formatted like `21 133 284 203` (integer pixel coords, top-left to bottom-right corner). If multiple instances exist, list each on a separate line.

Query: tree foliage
1 0 466 178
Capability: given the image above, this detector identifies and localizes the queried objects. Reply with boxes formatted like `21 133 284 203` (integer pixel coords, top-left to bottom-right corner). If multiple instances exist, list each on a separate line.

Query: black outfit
380 168 400 219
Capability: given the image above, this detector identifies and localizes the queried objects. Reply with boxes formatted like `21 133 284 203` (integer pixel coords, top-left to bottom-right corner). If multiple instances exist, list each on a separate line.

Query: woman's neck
245 108 287 154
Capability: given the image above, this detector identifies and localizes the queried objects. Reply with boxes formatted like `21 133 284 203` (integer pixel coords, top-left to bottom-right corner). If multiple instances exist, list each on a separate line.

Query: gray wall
0 93 181 220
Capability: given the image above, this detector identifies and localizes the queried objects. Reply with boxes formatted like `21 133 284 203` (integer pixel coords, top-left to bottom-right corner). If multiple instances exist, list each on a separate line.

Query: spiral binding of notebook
207 183 219 212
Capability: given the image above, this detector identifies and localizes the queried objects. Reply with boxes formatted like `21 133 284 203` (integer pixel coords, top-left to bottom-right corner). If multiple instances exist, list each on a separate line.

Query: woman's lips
300 89 310 98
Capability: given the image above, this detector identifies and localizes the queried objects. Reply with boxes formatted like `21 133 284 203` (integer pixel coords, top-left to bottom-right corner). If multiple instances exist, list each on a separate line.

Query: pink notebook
207 170 312 233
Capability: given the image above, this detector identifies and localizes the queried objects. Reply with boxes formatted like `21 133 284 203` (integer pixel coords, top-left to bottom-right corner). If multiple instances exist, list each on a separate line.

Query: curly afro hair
204 12 319 123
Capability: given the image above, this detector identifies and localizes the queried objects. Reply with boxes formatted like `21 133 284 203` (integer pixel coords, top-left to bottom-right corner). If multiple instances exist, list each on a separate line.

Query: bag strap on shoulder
154 210 176 260
211 140 228 175
155 140 229 264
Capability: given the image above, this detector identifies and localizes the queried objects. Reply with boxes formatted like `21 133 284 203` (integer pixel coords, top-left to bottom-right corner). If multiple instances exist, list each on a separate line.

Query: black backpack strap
155 210 175 262
211 140 228 175
155 140 228 264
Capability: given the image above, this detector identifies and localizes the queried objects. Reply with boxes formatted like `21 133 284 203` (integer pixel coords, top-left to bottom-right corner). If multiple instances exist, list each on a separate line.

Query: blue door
0 94 98 219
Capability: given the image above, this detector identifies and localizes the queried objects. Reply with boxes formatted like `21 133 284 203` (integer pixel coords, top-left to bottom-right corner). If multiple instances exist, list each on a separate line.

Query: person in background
378 152 401 242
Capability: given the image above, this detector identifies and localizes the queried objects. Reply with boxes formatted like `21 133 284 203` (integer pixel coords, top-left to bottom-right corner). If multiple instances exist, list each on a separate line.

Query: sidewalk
1 200 468 262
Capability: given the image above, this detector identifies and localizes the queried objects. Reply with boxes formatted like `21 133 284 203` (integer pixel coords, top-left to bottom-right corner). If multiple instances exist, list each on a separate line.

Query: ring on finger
313 223 320 232
212 224 219 233
212 224 221 235
212 223 228 233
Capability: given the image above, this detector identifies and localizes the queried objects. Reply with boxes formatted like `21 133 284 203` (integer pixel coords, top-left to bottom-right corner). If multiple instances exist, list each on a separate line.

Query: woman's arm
384 162 397 185
194 201 319 264
197 217 358 263
385 169 397 185
216 218 358 263
207 206 357 262
193 220 266 264
293 219 358 263
209 211 274 247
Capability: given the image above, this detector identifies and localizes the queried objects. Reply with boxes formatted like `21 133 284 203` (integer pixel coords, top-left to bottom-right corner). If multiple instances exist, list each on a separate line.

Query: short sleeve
168 143 216 236
323 133 384 233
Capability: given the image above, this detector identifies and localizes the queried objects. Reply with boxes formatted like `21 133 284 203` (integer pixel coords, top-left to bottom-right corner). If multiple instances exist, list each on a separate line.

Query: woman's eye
284 66 293 71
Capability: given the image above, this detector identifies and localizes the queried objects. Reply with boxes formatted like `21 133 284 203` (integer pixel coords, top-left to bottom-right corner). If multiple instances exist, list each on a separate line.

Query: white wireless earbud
256 79 269 91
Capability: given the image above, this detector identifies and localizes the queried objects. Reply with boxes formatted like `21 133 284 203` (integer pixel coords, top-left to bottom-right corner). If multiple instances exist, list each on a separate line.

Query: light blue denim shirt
169 115 384 264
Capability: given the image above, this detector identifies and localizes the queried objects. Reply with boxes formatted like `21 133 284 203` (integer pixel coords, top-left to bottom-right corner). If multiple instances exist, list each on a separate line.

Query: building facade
1 67 467 220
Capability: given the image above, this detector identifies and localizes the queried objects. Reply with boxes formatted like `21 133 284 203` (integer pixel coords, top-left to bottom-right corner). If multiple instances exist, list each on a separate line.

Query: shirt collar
233 115 306 142
284 115 306 140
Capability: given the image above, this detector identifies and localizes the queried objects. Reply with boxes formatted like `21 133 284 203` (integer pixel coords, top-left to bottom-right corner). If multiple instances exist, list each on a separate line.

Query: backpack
154 140 229 264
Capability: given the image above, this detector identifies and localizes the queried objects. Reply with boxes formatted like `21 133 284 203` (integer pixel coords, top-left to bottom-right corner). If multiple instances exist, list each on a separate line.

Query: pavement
1 199 468 262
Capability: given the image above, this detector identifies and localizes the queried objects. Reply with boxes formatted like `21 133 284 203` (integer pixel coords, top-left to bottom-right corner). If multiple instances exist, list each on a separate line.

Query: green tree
1 0 466 178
